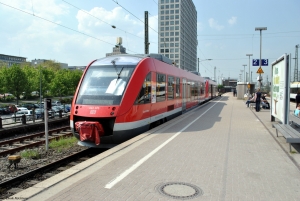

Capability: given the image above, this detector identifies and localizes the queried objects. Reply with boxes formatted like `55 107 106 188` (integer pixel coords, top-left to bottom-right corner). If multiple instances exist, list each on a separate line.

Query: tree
68 69 83 94
0 66 5 98
42 60 62 71
2 64 28 104
22 64 38 99
50 69 70 99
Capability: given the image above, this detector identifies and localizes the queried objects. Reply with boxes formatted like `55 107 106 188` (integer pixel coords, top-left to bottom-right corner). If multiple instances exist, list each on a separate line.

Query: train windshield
76 56 142 105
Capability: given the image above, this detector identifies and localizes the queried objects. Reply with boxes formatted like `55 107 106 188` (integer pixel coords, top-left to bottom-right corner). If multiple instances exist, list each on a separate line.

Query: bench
249 102 256 110
272 123 300 152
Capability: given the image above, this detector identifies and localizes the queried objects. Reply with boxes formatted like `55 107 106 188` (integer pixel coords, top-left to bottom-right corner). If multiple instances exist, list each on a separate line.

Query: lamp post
197 58 212 75
255 27 267 88
246 54 253 83
242 64 247 82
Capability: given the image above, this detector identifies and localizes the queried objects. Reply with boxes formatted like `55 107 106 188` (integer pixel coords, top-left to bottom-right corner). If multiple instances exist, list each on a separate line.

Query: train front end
70 55 143 148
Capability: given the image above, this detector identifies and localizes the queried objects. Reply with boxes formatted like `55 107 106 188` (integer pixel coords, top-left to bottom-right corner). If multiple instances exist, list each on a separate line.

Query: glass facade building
158 0 197 71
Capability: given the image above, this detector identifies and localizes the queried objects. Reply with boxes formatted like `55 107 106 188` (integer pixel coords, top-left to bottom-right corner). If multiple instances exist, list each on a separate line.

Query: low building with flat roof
0 54 26 67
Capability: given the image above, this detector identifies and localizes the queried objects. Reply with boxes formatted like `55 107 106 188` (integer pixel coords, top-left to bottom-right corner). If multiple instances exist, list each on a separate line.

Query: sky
0 0 299 84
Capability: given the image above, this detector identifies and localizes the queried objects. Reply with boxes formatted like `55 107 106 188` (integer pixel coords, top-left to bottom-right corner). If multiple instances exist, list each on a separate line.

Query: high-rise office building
158 0 197 71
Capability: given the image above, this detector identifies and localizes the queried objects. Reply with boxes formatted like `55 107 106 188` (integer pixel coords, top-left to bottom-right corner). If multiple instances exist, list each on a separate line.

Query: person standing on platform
294 103 300 117
253 88 262 112
296 91 300 108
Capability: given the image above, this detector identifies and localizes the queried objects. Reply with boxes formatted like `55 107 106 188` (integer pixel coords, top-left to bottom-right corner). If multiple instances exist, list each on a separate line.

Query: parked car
11 110 33 121
0 108 5 115
16 106 28 111
35 108 44 119
64 104 71 112
52 101 61 106
22 103 39 110
0 107 10 115
8 105 17 113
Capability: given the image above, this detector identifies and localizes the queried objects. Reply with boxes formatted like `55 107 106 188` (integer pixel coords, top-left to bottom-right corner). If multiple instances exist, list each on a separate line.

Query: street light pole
255 27 267 88
246 54 253 83
243 64 247 82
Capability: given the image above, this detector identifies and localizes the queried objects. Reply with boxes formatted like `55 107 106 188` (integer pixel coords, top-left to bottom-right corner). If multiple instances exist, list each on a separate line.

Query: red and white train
70 54 217 147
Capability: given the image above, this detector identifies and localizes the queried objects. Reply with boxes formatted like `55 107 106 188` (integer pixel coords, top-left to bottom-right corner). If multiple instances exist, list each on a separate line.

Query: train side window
190 80 195 100
176 77 180 98
187 80 191 100
201 83 204 95
168 76 174 100
135 73 151 105
157 73 166 102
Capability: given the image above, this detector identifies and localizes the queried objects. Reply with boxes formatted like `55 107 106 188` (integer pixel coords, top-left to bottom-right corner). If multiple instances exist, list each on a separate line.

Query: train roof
104 53 173 65
103 54 210 80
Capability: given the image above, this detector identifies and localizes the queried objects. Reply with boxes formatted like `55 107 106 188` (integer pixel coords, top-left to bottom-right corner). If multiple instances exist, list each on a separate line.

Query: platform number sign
252 59 268 66
253 59 259 66
261 59 268 66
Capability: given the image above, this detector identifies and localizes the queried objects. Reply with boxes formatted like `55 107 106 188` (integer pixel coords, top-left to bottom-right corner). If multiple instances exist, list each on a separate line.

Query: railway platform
7 93 300 201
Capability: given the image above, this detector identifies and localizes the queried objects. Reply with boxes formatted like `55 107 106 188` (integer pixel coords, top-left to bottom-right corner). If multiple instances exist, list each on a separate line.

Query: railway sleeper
22 141 35 144
12 143 24 147
52 134 65 136
0 147 11 150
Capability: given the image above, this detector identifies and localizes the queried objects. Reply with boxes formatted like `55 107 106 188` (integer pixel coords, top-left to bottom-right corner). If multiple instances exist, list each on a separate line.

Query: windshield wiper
117 66 124 80
111 59 124 81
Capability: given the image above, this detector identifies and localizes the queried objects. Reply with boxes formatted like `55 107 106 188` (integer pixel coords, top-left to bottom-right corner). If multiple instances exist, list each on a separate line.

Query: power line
111 0 158 34
0 1 140 54
151 0 158 5
62 0 158 45
148 12 158 20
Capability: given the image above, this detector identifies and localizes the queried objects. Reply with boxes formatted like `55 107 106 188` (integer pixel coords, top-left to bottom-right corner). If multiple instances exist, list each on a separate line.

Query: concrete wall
237 82 256 99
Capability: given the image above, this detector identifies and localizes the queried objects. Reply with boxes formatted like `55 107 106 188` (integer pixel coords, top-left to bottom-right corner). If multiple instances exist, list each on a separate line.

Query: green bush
21 149 41 159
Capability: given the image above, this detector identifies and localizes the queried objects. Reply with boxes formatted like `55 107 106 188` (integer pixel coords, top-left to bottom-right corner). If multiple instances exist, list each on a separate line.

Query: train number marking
88 107 100 109
90 110 96 114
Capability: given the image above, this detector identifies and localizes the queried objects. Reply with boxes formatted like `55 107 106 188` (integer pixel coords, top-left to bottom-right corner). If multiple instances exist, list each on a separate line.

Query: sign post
44 98 51 151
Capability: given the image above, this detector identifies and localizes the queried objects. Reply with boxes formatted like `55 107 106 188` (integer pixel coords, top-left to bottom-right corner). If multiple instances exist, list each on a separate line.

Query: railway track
0 126 72 157
0 148 105 200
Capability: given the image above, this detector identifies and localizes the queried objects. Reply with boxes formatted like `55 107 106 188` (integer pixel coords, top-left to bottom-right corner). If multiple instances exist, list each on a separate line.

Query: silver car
11 110 33 121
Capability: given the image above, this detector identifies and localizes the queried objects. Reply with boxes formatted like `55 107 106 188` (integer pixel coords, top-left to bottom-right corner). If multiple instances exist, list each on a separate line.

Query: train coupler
75 121 104 145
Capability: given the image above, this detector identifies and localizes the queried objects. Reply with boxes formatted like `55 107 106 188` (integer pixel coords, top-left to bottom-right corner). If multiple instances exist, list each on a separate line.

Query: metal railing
0 111 69 129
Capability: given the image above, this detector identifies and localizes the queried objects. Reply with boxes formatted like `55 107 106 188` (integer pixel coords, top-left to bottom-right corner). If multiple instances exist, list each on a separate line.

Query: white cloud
228 17 237 25
0 1 157 65
75 6 157 55
208 18 224 31
197 22 203 32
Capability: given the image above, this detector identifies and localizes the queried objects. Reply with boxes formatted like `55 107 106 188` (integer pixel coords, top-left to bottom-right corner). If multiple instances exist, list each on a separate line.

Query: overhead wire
148 12 158 20
151 0 158 5
0 1 140 54
111 0 159 34
62 0 157 44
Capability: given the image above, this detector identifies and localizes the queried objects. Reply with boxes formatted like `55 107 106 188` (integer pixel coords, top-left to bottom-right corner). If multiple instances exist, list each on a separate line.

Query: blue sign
252 59 259 66
261 59 268 66
252 59 268 66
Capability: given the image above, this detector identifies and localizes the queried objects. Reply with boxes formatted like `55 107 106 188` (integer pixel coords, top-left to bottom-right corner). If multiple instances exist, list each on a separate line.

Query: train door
182 78 186 111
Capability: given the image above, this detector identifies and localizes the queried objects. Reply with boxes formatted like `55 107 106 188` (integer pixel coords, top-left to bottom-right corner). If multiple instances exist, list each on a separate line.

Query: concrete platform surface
6 93 300 201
